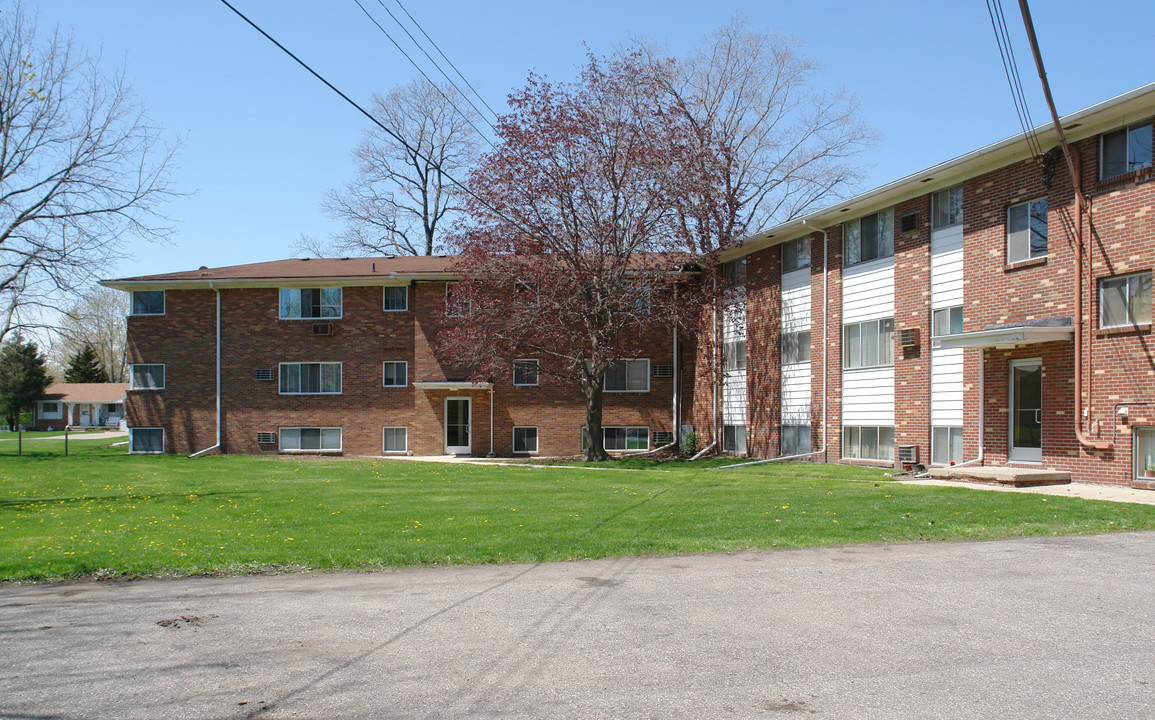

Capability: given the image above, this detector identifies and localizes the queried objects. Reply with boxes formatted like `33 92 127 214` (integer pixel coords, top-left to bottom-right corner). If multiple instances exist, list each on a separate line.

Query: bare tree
299 78 482 258
0 2 177 342
633 17 876 252
50 284 128 382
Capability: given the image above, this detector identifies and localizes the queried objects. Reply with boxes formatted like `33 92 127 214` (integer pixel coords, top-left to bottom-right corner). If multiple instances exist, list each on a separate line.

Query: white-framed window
279 427 342 452
843 426 894 461
932 307 963 337
844 208 893 267
383 286 408 311
513 426 539 454
279 362 342 394
129 427 164 454
843 318 894 369
1007 197 1048 263
723 258 747 285
131 290 165 316
723 340 747 371
932 426 964 465
39 402 62 419
130 364 165 390
782 330 810 365
781 424 811 456
445 283 471 317
382 361 408 387
1101 121 1152 179
931 186 963 229
279 288 342 319
723 424 747 453
1100 272 1152 328
782 237 811 272
1134 427 1155 480
582 426 649 451
604 359 649 392
513 359 539 386
383 427 408 453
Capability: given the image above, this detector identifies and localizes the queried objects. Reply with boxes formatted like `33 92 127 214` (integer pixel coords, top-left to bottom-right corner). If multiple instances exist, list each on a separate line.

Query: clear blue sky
26 0 1155 279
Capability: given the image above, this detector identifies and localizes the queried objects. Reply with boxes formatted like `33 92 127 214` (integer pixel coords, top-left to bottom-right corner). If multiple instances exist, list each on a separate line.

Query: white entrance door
1009 358 1042 463
445 397 471 455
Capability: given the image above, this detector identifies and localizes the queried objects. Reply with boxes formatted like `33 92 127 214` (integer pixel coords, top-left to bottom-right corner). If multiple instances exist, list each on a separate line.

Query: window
382 361 408 387
723 258 747 285
932 307 963 337
844 209 893 266
1007 198 1048 263
931 186 963 229
723 340 747 371
280 288 342 319
279 427 342 452
130 364 165 390
445 284 471 317
932 426 964 465
781 425 811 457
842 426 894 461
513 359 539 386
129 428 164 454
383 427 407 453
383 286 408 311
604 359 649 392
723 424 747 453
582 426 649 451
513 426 539 454
1135 427 1155 480
131 290 164 316
1101 121 1152 179
782 237 811 272
1100 272 1152 327
843 318 894 369
39 402 62 419
782 330 811 365
279 362 342 394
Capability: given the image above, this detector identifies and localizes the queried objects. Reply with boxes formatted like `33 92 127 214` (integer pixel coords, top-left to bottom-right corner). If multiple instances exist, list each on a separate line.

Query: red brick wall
746 245 781 457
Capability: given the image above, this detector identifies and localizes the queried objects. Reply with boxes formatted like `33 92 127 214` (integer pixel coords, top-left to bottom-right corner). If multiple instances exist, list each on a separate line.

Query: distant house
34 383 129 431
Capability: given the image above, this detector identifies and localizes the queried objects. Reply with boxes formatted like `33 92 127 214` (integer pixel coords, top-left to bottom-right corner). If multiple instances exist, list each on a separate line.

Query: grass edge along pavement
3 438 1155 582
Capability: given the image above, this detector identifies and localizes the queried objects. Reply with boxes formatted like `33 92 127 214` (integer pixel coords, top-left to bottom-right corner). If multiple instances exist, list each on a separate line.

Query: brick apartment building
103 256 680 458
106 82 1154 487
697 82 1155 488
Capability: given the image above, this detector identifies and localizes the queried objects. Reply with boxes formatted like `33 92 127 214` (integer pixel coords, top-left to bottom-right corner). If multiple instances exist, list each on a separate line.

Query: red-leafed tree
438 53 727 461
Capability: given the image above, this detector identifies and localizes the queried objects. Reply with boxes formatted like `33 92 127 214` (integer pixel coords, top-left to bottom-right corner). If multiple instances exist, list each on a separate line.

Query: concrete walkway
0 429 127 442
2 533 1154 719
901 476 1155 505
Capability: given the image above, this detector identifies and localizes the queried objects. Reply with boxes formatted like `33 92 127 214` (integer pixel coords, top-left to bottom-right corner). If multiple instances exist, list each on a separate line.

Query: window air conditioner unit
898 328 919 348
652 431 674 445
897 445 918 464
312 322 333 336
255 368 274 381
256 432 277 444
652 363 674 378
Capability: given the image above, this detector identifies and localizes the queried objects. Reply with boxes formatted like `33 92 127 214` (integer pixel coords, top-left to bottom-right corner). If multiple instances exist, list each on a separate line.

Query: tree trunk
582 365 610 461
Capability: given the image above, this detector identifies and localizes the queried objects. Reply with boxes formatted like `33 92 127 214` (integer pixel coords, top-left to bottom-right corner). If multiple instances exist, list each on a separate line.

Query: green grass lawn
2 438 1154 582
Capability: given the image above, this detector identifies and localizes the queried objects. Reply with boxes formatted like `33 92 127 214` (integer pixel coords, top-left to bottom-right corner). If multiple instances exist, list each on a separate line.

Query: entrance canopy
935 316 1073 350
411 381 493 391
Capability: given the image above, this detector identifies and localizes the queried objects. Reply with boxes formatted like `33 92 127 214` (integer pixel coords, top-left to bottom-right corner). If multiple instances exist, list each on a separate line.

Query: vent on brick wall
897 445 918 464
312 322 333 336
256 432 277 444
652 363 674 378
652 431 674 445
899 212 919 233
255 368 274 381
898 328 919 348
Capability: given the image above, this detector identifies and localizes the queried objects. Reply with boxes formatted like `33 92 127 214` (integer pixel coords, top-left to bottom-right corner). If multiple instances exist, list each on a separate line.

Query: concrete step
927 466 1071 488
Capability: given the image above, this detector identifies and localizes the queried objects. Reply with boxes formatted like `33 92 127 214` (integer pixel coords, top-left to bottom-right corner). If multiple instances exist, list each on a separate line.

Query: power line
216 0 525 235
391 0 502 124
372 0 500 128
352 0 496 147
986 0 1043 159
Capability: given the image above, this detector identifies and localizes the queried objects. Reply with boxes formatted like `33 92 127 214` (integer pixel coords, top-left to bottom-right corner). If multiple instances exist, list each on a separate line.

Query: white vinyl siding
781 265 811 444
842 260 894 323
722 301 747 426
842 246 894 432
842 367 895 426
781 363 811 425
931 220 965 428
781 267 811 332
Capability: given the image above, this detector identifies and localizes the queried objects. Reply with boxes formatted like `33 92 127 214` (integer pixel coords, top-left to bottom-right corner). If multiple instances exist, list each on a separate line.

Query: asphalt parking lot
2 532 1153 719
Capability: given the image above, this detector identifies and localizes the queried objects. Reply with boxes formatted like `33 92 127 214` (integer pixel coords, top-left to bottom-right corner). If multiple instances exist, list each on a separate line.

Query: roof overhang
99 273 456 292
935 325 1074 350
411 381 494 391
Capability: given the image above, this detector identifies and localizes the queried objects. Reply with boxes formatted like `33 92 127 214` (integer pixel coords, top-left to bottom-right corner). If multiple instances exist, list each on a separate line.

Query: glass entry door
445 397 471 455
1009 359 1042 462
